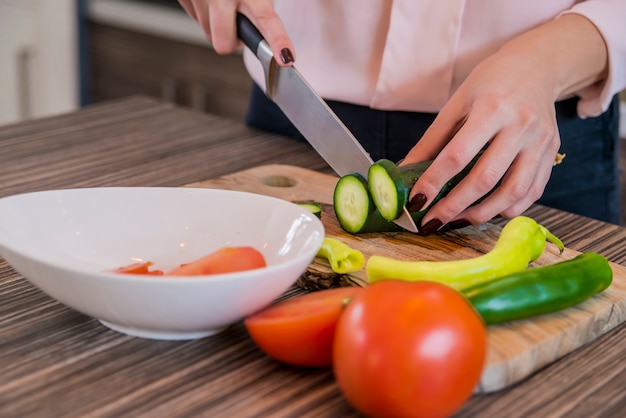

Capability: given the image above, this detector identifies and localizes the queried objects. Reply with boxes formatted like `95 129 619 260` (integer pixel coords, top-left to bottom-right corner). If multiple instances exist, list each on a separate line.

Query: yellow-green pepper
366 216 564 291
317 238 365 274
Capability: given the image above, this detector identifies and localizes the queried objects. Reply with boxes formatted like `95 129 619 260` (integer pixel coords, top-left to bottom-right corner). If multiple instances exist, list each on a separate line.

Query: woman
179 0 626 232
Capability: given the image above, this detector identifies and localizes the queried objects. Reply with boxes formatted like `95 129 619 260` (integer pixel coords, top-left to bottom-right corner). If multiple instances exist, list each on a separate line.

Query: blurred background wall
0 0 79 125
1 0 625 129
0 0 252 126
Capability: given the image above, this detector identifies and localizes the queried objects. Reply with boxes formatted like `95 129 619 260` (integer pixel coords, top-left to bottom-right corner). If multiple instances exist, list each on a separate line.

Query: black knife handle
236 13 264 53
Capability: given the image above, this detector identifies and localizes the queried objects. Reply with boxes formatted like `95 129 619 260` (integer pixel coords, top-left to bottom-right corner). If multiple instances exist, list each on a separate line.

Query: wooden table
1 96 625 417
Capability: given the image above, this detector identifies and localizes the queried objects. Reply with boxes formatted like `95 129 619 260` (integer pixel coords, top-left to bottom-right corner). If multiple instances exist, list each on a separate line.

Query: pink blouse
243 0 626 118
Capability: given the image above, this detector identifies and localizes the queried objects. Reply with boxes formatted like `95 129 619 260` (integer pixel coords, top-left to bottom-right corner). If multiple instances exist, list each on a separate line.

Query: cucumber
334 152 489 234
333 173 402 234
368 153 484 226
296 201 322 218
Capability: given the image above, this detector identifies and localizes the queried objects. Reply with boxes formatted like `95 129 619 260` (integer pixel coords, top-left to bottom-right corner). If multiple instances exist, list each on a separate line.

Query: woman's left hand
402 14 608 234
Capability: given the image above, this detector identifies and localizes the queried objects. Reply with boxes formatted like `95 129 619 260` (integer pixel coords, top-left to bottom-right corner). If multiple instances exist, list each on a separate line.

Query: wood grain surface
187 164 626 393
1 97 626 417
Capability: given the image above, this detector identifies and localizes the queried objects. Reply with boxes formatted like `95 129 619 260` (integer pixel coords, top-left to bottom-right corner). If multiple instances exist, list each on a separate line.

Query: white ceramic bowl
0 187 324 340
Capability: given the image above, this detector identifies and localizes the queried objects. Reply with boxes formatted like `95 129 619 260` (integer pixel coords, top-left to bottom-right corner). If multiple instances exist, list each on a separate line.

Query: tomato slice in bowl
166 246 266 276
112 261 164 275
244 287 365 367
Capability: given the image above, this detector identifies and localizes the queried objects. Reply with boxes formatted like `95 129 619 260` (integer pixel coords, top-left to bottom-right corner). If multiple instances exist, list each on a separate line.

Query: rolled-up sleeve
562 0 626 117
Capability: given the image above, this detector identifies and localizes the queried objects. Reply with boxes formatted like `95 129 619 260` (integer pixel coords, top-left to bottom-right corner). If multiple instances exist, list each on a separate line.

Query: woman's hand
403 13 608 234
178 0 295 64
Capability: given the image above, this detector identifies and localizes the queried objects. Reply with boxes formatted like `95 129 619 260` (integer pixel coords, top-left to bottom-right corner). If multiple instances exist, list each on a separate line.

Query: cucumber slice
333 174 373 233
367 160 407 221
296 201 322 218
368 159 432 221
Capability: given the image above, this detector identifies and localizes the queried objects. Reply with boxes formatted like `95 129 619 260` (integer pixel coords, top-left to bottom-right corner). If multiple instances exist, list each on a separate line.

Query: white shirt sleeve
562 0 626 117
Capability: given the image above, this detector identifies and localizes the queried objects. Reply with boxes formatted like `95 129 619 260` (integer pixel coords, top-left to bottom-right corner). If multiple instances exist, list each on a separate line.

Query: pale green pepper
317 238 365 274
366 216 564 291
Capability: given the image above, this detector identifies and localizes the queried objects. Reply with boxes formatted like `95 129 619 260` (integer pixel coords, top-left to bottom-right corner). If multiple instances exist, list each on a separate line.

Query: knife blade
236 13 418 233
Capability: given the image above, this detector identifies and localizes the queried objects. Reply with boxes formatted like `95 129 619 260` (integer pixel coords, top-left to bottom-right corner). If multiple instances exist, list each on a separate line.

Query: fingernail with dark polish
408 193 427 212
446 219 471 230
280 48 294 64
420 219 443 235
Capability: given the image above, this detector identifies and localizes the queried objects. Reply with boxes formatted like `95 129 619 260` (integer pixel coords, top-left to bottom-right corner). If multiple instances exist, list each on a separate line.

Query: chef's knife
236 14 418 233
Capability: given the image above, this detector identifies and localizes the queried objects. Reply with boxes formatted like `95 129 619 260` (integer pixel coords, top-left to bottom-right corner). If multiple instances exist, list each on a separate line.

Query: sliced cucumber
335 152 487 234
367 160 407 221
333 173 402 234
296 201 322 218
368 159 433 221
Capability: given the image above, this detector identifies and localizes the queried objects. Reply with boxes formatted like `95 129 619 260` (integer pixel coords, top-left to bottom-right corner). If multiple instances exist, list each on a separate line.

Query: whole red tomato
333 280 487 418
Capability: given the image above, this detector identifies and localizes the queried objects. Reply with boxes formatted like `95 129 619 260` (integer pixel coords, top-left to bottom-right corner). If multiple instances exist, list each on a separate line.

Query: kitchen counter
1 96 625 417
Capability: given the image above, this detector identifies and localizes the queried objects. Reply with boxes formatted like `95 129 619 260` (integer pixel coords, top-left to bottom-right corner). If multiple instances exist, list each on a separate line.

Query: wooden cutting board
186 164 626 393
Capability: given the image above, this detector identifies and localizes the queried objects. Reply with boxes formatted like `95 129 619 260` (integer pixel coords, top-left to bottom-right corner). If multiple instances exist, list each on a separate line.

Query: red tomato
166 246 266 276
112 261 164 275
244 287 365 367
333 280 486 418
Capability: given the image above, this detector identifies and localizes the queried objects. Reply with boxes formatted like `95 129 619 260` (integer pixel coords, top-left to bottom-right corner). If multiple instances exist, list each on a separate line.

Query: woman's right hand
177 0 295 64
